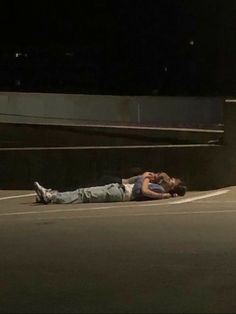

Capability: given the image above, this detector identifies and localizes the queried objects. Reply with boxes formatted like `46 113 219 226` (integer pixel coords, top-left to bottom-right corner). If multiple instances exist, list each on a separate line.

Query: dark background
0 0 235 96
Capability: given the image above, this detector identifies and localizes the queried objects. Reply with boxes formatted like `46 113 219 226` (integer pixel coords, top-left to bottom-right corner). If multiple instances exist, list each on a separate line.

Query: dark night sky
0 0 235 96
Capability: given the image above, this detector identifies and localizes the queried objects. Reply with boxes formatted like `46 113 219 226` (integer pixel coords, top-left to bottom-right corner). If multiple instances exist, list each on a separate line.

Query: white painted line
225 99 236 102
38 209 236 220
0 193 36 201
0 201 166 217
196 200 236 203
2 208 236 219
169 190 229 204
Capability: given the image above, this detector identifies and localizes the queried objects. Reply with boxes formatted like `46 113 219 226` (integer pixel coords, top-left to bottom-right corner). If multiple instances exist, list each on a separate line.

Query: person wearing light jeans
34 172 186 204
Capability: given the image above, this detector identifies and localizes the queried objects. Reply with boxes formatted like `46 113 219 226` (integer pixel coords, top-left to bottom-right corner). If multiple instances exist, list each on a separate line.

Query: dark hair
170 181 187 197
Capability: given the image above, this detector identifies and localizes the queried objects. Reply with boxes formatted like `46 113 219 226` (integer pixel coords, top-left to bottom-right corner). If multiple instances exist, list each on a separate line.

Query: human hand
142 172 155 179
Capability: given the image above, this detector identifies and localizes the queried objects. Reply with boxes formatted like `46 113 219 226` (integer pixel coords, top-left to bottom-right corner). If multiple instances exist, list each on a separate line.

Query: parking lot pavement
0 186 233 216
1 187 236 313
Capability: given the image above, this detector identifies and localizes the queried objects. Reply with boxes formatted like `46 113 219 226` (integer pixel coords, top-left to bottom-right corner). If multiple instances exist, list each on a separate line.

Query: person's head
169 179 187 196
153 172 187 196
153 172 177 191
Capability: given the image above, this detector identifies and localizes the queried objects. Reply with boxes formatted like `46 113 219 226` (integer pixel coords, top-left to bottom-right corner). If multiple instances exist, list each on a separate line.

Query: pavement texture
0 187 236 313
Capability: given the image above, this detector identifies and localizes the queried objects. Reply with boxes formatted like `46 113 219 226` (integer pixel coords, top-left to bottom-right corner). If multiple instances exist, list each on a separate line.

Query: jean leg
51 189 83 204
79 183 124 203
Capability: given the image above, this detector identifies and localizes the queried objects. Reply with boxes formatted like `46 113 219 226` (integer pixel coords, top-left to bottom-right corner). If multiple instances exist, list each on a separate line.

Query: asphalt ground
0 187 236 313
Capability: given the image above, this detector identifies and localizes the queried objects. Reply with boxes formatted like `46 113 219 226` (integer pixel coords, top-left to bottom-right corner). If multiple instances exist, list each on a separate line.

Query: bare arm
122 172 154 184
141 177 172 200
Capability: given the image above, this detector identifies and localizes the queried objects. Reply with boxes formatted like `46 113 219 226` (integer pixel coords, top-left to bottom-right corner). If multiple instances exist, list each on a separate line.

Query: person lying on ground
34 171 187 205
97 171 184 189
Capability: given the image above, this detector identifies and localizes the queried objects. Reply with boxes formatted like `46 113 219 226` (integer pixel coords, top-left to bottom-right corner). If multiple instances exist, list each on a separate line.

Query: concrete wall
0 92 223 127
0 145 223 191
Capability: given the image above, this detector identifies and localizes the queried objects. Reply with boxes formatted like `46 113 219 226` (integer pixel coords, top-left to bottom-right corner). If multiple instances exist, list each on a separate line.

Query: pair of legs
34 182 125 204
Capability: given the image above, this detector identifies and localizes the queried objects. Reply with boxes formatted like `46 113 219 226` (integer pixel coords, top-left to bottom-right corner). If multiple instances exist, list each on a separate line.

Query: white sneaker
35 188 56 203
34 182 53 204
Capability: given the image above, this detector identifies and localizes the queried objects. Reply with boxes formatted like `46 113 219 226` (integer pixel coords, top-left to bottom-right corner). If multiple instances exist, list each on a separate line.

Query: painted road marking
35 208 236 220
0 202 166 216
169 190 229 204
1 207 236 219
0 193 36 201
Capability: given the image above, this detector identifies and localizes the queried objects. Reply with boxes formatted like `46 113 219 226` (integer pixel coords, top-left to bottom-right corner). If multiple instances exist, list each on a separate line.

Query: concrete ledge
0 122 223 148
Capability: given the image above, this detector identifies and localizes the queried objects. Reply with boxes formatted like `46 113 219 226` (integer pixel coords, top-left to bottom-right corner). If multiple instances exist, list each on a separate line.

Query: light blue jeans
50 183 125 204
